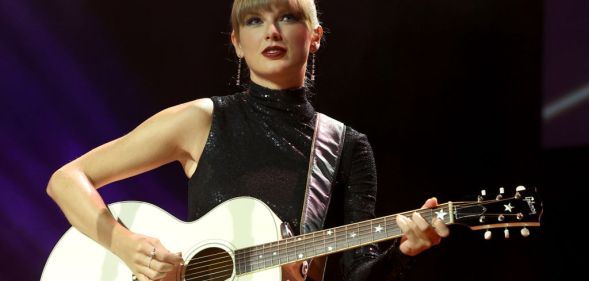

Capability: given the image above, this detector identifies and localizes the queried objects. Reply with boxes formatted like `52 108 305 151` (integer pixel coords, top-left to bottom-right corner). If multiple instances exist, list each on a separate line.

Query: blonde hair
231 0 320 36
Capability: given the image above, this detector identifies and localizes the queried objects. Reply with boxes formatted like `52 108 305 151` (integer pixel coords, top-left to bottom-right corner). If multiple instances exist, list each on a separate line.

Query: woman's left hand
396 197 450 256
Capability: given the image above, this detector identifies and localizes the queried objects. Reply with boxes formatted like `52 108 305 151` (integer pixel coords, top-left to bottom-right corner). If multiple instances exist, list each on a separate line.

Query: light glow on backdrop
542 0 589 148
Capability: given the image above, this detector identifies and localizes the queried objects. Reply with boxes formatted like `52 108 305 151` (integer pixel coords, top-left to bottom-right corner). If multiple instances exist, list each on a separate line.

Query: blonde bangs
231 0 319 34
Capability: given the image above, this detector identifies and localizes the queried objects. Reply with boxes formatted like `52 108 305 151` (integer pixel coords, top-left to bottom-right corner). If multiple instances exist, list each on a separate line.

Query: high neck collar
247 82 308 103
245 81 315 122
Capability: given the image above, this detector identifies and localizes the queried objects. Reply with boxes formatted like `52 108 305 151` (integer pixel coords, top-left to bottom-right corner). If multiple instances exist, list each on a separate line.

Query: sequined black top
187 82 411 280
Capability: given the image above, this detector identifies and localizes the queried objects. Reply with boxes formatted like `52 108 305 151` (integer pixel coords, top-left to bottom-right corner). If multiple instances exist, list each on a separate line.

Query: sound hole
183 247 234 281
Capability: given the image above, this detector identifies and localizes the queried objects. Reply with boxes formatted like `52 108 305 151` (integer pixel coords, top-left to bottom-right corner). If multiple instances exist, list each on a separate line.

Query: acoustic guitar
41 186 542 281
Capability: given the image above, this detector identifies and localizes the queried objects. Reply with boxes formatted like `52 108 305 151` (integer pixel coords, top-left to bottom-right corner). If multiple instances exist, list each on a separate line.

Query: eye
245 16 262 26
280 13 301 22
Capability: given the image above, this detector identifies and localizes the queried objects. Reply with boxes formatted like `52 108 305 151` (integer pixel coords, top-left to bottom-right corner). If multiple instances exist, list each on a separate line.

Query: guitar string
185 266 233 281
186 206 508 278
183 199 523 274
180 198 531 277
184 211 514 279
182 215 405 268
183 205 443 265
186 217 402 266
184 219 406 271
182 225 402 280
187 215 404 259
185 224 524 278
183 220 406 278
186 232 396 275
183 198 525 269
183 198 518 265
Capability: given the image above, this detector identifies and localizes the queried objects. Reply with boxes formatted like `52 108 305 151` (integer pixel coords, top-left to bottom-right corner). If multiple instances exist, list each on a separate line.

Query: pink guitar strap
300 113 346 234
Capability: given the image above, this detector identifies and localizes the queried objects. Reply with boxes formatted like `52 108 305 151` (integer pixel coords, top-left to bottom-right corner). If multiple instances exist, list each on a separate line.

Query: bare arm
46 98 213 281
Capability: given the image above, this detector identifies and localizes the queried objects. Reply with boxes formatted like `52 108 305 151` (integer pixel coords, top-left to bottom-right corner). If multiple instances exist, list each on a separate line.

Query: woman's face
231 2 322 89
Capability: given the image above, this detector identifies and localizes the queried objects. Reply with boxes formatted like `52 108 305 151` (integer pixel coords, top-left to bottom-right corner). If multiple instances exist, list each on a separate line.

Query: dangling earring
236 57 242 86
310 53 316 81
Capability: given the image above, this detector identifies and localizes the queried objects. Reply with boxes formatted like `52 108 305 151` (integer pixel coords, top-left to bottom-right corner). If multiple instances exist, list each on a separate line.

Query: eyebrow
239 6 303 24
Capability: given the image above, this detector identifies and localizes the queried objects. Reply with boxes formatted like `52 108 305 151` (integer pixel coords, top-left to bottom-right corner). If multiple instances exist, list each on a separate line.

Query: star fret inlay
374 225 383 233
435 209 448 220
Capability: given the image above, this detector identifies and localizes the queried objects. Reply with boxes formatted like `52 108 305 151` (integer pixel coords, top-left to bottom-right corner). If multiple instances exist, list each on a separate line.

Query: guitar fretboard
234 204 453 274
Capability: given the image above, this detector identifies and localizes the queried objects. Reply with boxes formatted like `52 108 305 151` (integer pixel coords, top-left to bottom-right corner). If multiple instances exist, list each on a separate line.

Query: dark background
1 0 586 280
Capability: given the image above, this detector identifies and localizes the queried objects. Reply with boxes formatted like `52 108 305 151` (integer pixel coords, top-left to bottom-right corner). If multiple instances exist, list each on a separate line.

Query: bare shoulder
160 98 213 123
154 97 213 144
184 98 214 116
158 98 214 175
143 98 213 138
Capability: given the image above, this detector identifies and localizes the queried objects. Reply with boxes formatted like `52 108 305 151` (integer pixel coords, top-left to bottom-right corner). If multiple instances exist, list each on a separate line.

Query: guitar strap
300 112 346 233
299 113 346 281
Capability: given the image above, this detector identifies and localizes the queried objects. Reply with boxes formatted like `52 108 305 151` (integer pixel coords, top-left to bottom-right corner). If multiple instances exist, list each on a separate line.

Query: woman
46 0 449 280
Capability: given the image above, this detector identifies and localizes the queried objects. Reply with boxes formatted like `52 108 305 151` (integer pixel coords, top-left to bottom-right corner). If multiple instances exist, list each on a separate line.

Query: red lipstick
262 46 287 59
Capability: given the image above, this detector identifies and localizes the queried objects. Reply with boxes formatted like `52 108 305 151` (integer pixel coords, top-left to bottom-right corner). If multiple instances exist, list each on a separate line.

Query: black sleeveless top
187 82 412 280
187 82 314 231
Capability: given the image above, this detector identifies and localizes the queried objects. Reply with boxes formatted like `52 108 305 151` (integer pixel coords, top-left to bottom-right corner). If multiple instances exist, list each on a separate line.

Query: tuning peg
517 213 524 220
515 185 526 199
504 228 510 239
478 189 486 202
496 187 504 200
484 229 492 240
521 227 530 237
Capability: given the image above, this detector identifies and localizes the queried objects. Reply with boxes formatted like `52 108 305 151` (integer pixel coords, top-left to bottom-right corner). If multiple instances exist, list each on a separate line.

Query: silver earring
236 57 242 86
310 53 316 81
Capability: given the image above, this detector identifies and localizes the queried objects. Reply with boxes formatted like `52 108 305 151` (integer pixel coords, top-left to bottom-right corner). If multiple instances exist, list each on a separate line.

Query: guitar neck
234 203 454 275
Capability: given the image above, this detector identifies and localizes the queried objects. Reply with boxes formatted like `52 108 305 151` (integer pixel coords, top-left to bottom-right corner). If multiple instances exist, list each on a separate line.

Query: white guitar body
41 197 284 281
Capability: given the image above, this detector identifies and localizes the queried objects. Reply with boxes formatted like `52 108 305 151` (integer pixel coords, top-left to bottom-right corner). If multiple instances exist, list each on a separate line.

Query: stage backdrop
1 0 583 280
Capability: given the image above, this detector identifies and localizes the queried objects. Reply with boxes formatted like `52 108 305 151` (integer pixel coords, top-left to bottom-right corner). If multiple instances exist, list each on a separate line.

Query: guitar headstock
451 186 542 239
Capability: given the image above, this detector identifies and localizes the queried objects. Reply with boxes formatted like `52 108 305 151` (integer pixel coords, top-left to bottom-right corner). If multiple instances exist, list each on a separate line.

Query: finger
396 215 419 256
142 243 157 257
411 212 441 245
410 212 442 246
420 197 438 209
396 214 416 239
147 258 174 273
146 248 178 272
138 265 167 281
161 251 184 266
151 241 183 266
135 273 152 281
432 218 450 238
138 245 171 278
411 212 431 232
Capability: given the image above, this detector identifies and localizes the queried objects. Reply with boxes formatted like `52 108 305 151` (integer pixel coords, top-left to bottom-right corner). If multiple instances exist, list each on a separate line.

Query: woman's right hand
115 232 184 281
